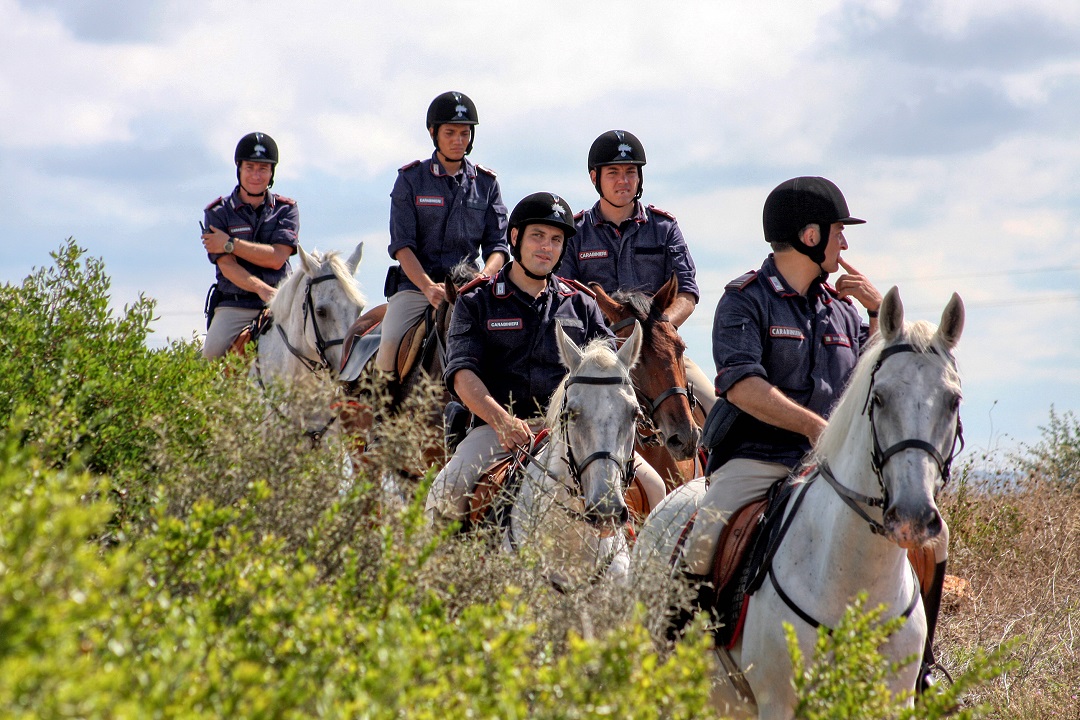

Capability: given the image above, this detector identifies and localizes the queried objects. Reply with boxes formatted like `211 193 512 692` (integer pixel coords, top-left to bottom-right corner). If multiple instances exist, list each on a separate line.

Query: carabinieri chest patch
769 326 805 340
488 318 523 331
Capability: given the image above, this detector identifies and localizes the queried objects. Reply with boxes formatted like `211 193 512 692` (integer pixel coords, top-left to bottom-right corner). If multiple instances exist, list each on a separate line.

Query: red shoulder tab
647 204 676 220
573 209 585 221
725 270 758 291
556 277 596 298
398 159 422 172
820 281 855 304
274 195 296 206
475 163 498 177
204 196 224 212
457 274 489 294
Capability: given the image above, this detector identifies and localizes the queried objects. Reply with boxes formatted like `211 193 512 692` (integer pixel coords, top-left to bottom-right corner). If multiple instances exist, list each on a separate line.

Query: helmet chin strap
593 171 643 209
519 262 550 281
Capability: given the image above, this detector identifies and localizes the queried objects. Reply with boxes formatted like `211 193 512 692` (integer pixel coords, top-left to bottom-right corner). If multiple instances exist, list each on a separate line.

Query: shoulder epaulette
573 209 585 221
204 196 224 212
647 204 676 220
398 159 422 172
725 270 759 291
556 277 596 298
475 163 498 177
456 274 489 295
820 281 855 304
275 195 296 206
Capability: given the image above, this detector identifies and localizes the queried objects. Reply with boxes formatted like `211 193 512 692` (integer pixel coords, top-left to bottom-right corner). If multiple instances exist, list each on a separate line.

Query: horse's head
591 274 701 459
272 242 366 375
551 320 642 528
817 286 964 550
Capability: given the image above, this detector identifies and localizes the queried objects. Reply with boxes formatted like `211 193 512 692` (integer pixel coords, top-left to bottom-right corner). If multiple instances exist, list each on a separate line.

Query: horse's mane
608 289 686 354
545 339 629 428
268 249 366 319
811 320 958 463
448 259 481 287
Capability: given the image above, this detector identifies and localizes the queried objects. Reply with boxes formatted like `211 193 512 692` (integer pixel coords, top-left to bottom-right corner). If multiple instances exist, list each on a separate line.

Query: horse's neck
259 312 313 378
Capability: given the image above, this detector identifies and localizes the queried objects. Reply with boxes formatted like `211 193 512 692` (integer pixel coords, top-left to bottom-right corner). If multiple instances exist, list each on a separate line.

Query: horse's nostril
666 434 684 450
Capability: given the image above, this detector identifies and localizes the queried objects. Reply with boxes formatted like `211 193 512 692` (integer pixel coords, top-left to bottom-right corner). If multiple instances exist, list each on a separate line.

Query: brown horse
590 274 705 491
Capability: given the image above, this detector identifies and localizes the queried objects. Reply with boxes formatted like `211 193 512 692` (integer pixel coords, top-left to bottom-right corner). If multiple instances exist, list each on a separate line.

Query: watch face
224 240 234 253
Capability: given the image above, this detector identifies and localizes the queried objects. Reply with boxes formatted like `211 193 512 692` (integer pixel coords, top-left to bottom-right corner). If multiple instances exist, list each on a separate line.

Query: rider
377 91 509 403
201 132 298 359
426 192 668 524
682 176 949 691
561 130 716 415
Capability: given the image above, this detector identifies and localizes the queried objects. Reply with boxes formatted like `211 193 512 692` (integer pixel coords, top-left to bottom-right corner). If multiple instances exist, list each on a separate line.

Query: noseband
275 273 350 374
560 373 637 490
609 316 696 445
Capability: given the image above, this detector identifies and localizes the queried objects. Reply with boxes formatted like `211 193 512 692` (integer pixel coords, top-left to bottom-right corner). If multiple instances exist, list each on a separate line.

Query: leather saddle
228 308 273 356
339 304 440 385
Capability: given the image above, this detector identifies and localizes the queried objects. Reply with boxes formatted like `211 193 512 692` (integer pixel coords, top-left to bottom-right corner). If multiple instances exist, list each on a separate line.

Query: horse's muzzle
884 504 943 549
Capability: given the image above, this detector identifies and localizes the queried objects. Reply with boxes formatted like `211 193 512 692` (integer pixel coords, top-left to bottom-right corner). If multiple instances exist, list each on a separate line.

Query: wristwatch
223 237 235 254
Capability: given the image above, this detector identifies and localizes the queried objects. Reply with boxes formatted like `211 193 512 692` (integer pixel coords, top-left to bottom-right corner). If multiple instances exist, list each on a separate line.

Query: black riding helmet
508 192 576 276
426 91 479 156
762 176 865 265
234 132 279 190
587 130 646 204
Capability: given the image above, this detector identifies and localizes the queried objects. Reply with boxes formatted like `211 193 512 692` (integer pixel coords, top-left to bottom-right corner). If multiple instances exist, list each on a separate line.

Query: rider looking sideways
426 193 667 524
201 132 298 359
682 176 949 691
377 91 509 402
560 130 717 415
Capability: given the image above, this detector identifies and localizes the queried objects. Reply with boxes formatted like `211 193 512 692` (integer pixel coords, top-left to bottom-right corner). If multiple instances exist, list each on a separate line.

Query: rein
560 374 637 490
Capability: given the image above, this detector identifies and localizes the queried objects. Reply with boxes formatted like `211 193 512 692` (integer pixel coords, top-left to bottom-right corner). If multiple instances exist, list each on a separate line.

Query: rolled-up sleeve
443 296 483 388
388 174 418 260
712 292 767 396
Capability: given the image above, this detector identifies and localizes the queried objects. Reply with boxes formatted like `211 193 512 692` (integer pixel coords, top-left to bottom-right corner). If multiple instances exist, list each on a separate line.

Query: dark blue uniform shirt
388 152 509 294
711 254 870 468
205 187 299 309
562 200 699 299
445 265 615 419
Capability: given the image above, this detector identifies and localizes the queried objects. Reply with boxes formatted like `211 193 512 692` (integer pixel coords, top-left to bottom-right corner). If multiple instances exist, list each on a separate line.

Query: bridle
821 342 965 536
274 273 350 375
558 373 637 490
609 316 697 446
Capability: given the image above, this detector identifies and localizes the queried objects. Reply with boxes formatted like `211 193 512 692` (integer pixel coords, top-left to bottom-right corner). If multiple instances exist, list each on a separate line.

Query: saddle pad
396 313 429 379
713 497 769 596
339 303 388 379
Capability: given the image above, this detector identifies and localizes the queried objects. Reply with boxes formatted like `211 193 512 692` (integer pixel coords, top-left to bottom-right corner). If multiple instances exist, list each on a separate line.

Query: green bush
1018 407 1080 489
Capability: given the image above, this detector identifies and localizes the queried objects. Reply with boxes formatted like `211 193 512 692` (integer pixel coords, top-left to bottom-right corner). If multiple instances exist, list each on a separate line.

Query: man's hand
494 415 533 452
423 282 448 307
835 258 882 314
201 226 231 254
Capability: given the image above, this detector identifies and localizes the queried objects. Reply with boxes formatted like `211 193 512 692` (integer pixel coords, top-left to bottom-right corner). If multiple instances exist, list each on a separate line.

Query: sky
3 0 1079 457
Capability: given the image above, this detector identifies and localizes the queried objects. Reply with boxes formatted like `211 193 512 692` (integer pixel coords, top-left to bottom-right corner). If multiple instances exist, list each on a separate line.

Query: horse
502 320 644 590
632 287 965 719
253 242 366 440
337 263 478 476
591 274 704 492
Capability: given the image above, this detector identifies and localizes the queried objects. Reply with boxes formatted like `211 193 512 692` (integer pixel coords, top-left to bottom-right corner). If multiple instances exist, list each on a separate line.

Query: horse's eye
316 307 328 319
870 391 884 408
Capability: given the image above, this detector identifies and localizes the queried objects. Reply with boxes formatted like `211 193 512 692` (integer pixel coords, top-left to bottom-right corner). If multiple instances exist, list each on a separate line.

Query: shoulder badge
398 159 422 172
647 204 676 221
556 277 596 298
274 195 296 206
204 196 224 212
475 163 498 177
725 270 759 291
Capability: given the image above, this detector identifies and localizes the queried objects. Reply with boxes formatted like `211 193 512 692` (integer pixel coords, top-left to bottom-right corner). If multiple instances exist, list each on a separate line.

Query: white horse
254 242 366 439
504 321 643 590
633 287 965 719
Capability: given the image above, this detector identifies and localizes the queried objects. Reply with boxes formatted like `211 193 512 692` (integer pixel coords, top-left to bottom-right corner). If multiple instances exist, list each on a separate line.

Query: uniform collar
493 263 554 301
589 199 646 228
429 151 475 180
229 185 275 211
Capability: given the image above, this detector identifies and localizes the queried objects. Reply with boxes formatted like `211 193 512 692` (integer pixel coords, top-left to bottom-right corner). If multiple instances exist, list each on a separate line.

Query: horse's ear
934 292 965 350
298 245 317 276
878 286 904 341
616 320 643 371
444 278 457 305
590 282 621 324
346 242 364 275
555 321 583 374
652 273 679 316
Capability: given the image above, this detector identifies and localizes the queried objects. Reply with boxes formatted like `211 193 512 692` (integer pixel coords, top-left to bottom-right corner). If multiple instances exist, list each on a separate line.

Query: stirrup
916 660 954 694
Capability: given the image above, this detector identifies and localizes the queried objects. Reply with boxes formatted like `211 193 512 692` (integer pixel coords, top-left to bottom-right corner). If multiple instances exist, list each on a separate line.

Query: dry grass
938 455 1080 719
